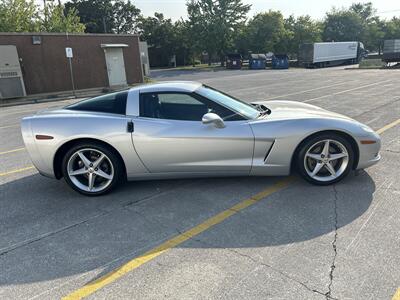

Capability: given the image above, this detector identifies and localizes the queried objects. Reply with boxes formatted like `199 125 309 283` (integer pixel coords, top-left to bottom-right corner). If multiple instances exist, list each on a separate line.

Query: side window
140 92 244 121
66 91 128 115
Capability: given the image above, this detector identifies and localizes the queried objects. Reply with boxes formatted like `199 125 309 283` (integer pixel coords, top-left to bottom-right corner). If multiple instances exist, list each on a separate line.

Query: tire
296 133 354 185
61 142 124 196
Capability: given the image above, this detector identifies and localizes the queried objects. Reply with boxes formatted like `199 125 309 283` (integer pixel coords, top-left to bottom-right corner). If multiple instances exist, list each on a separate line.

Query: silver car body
21 81 381 180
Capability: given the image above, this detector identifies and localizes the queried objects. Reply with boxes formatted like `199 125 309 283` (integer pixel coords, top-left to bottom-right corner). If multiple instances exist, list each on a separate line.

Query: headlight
359 123 375 133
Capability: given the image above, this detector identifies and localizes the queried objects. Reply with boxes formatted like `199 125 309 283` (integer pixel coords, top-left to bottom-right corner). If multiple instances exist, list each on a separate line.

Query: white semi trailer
298 41 367 68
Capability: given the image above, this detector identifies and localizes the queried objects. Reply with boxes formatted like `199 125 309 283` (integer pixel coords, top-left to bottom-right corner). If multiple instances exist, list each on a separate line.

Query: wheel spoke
324 162 337 177
93 154 105 168
95 169 113 180
88 173 95 190
306 153 321 161
329 153 347 161
69 167 87 176
322 140 330 157
78 151 91 167
311 162 324 177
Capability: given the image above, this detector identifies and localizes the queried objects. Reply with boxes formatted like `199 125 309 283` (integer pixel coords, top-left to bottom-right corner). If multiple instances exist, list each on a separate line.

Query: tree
138 13 177 67
173 19 193 65
350 2 384 51
323 2 385 52
384 17 400 40
349 2 375 20
112 0 141 34
65 0 113 33
242 11 290 54
187 0 251 65
322 8 364 42
285 15 322 57
42 2 85 33
65 0 141 34
0 0 40 32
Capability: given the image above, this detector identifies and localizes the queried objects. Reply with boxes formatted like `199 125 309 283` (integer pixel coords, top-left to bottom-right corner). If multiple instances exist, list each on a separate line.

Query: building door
104 48 127 86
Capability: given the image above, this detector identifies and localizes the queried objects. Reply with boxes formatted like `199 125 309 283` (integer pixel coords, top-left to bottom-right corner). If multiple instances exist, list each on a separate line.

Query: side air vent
263 140 275 163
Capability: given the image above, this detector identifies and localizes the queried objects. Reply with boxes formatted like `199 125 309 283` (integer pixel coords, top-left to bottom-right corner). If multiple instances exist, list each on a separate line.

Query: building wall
0 33 143 95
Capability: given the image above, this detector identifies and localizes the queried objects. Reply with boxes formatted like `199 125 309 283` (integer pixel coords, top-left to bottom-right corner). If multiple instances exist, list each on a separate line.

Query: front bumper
356 133 381 170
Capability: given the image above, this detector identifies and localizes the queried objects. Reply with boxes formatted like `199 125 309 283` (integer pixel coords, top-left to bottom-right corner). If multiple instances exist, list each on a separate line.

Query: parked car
22 82 381 196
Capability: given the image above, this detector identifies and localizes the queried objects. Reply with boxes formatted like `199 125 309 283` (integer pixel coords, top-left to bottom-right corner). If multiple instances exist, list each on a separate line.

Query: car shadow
0 171 375 290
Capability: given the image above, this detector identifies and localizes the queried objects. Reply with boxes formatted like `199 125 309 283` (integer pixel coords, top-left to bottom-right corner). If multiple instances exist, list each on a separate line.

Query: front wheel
62 142 123 196
297 134 354 185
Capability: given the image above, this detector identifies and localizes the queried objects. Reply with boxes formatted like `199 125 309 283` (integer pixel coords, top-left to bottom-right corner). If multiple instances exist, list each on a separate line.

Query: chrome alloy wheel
67 148 114 193
304 139 349 182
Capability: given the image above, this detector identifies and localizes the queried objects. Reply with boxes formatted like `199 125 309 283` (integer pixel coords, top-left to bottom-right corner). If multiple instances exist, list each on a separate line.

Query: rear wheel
62 142 123 196
297 133 354 185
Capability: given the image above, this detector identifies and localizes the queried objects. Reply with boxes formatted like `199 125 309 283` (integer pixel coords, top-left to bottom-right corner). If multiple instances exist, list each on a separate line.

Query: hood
253 100 353 121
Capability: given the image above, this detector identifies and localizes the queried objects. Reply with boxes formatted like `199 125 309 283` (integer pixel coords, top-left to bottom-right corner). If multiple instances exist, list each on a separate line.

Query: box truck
298 41 367 68
382 39 400 63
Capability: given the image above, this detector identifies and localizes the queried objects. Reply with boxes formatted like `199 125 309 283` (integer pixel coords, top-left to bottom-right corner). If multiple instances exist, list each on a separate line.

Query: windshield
195 85 259 120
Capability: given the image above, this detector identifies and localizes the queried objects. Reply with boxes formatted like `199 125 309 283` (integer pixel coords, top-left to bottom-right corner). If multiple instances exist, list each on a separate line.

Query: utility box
139 41 150 76
383 39 400 63
0 45 26 99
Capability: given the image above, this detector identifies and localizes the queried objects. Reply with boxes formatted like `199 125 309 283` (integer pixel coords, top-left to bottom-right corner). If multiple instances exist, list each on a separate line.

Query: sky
133 0 400 21
37 0 400 21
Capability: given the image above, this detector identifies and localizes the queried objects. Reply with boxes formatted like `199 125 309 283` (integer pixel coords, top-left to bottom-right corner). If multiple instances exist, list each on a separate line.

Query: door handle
127 121 134 133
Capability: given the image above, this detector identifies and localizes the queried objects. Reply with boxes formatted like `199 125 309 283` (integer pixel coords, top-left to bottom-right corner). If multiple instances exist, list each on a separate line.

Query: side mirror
202 113 225 128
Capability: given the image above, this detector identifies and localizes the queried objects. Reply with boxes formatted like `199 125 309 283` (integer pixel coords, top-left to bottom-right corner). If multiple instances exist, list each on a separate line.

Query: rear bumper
21 117 56 178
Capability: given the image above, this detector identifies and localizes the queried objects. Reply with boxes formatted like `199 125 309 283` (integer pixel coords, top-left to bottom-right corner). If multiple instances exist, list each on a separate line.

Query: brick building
0 33 144 98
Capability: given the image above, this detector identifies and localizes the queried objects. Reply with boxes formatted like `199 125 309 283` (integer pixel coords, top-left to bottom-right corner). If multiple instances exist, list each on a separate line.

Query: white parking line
265 81 352 100
303 80 392 103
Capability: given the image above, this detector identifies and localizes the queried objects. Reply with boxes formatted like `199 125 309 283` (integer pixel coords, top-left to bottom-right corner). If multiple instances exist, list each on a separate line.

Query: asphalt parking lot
1 66 399 300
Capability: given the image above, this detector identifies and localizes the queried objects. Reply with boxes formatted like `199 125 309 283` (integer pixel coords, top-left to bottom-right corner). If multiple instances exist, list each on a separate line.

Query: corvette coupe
21 81 381 196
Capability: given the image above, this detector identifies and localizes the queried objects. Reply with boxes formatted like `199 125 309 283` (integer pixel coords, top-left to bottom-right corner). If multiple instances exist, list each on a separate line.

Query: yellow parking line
62 177 294 300
62 118 400 300
0 166 35 177
376 118 400 134
392 288 400 300
393 288 400 300
0 147 25 155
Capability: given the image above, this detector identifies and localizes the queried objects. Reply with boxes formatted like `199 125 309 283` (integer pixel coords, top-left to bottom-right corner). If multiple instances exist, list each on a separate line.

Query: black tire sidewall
297 133 354 185
61 142 123 196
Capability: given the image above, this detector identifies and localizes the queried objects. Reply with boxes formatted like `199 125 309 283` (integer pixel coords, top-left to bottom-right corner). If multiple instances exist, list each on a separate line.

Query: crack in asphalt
325 185 339 300
382 149 400 154
180 231 334 299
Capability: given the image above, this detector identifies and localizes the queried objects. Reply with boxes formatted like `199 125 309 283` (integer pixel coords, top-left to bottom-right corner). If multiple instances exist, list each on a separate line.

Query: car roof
130 81 203 94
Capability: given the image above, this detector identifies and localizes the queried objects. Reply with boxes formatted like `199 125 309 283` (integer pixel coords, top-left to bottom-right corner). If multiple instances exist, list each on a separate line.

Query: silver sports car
21 81 381 196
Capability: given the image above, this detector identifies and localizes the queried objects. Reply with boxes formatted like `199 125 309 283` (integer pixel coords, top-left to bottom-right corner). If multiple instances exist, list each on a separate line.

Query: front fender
249 117 370 176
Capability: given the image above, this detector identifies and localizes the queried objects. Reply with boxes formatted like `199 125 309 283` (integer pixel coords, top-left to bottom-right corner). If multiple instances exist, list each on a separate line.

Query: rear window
66 91 128 115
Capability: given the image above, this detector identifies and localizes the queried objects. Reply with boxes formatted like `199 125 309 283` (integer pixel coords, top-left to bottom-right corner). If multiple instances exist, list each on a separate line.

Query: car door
131 92 254 174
